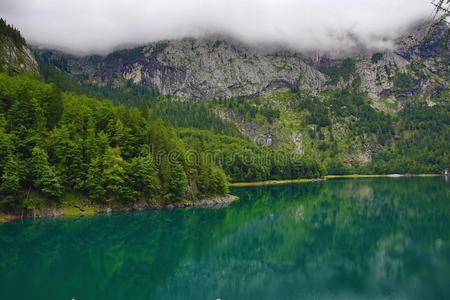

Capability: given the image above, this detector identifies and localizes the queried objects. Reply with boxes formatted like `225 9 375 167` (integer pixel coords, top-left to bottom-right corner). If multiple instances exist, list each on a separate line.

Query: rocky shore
0 195 239 222
96 195 239 213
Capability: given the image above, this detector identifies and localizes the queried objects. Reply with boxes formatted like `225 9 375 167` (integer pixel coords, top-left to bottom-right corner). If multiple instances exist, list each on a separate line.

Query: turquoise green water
1 177 449 300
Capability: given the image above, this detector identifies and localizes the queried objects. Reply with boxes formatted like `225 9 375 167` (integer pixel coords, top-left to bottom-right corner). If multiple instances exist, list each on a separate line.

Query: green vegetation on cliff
319 58 356 84
0 18 26 49
207 89 449 175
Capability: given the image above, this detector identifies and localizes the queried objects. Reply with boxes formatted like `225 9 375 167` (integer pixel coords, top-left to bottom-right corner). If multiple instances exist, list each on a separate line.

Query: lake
1 177 449 300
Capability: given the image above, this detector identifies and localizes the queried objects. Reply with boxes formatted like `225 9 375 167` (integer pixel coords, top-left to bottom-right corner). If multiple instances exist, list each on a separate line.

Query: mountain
0 18 38 75
34 21 448 105
30 20 449 172
1 17 448 177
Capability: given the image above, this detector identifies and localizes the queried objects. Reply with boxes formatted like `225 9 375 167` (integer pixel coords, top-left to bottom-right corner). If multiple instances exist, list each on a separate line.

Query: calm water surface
1 177 449 300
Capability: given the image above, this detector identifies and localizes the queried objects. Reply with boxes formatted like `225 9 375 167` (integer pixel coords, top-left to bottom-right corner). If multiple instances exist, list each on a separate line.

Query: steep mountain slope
353 21 449 108
34 21 448 104
0 19 38 75
36 39 327 100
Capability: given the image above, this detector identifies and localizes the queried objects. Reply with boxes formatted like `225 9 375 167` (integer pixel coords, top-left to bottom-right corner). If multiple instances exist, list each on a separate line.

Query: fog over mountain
0 0 435 55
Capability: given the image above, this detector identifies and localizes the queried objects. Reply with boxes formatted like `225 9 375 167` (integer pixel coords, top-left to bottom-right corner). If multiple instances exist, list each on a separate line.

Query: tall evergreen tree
30 146 64 198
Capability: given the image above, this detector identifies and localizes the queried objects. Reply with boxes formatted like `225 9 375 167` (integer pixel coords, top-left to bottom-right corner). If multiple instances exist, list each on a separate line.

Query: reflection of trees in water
0 178 449 299
0 208 232 299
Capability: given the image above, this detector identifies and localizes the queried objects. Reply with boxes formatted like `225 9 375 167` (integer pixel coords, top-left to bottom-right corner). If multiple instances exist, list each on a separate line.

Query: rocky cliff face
356 22 449 106
0 36 38 75
36 39 329 100
34 21 448 104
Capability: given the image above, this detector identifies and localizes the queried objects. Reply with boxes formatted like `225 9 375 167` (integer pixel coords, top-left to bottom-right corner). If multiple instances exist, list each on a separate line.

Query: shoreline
230 178 324 187
324 174 441 179
230 174 442 187
0 174 443 222
0 195 239 223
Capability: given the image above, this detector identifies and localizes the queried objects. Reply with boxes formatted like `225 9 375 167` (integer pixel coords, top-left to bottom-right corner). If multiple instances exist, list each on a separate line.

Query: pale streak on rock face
123 63 143 84
357 52 409 100
0 37 39 74
291 132 304 155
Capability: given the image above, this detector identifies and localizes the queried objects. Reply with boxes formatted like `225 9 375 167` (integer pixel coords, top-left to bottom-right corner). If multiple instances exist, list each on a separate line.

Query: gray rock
0 36 39 74
33 21 448 106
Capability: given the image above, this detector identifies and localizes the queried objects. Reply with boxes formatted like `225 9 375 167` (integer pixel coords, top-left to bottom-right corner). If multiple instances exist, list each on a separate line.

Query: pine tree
30 146 64 198
45 85 63 129
168 162 188 200
85 158 106 200
126 155 161 199
47 125 84 185
210 166 229 195
0 119 14 170
0 155 22 207
100 147 137 201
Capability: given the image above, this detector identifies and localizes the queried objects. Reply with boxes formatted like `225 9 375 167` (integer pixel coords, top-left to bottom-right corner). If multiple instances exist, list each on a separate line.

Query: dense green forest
363 104 449 174
0 73 229 211
0 71 328 212
179 128 324 182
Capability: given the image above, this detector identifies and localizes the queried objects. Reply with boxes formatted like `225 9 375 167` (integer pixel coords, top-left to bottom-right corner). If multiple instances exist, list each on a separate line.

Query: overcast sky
0 0 434 55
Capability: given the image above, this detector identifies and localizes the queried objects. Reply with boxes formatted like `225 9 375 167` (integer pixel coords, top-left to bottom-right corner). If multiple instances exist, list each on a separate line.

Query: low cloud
0 0 434 55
